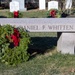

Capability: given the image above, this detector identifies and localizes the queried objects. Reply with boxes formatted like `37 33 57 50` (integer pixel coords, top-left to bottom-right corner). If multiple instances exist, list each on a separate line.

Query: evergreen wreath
48 9 61 18
0 25 30 66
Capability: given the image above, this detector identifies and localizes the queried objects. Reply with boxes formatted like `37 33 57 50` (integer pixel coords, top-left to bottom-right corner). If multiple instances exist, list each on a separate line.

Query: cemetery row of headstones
39 0 72 10
10 0 72 12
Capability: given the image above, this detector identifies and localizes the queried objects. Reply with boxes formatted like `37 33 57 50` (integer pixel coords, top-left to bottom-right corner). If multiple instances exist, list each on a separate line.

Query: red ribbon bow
50 10 56 18
11 28 20 46
14 11 19 18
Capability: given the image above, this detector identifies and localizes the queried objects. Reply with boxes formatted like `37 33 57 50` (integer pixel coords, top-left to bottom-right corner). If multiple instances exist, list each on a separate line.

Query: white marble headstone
39 0 46 10
10 1 19 12
48 1 58 10
12 0 26 11
65 0 72 9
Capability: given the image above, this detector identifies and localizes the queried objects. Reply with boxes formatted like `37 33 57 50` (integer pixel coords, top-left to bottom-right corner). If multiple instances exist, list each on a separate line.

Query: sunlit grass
0 51 75 75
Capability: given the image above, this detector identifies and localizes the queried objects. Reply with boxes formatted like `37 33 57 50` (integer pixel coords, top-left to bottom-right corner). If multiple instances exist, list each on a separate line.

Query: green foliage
18 11 23 18
0 25 30 66
8 12 14 18
8 11 23 18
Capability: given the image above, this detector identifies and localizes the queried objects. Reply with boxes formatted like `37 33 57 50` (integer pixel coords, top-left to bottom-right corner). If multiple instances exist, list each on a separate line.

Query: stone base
19 8 27 12
57 32 75 54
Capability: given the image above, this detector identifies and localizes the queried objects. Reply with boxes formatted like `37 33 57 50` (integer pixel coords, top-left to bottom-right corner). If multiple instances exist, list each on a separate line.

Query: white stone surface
65 0 72 9
39 0 46 10
57 33 75 54
12 0 26 11
48 1 58 10
0 18 75 32
10 1 19 12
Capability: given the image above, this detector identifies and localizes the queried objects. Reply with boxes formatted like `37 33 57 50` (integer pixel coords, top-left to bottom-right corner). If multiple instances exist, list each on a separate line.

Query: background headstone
39 0 46 10
65 0 72 9
10 1 19 12
48 1 58 10
12 0 26 11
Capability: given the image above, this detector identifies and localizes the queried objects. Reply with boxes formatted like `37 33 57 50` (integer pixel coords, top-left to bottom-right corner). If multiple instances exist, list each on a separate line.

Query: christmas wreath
0 25 30 66
48 9 61 18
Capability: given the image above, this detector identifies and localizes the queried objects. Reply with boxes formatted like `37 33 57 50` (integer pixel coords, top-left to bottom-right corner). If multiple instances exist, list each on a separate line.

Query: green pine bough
0 25 30 66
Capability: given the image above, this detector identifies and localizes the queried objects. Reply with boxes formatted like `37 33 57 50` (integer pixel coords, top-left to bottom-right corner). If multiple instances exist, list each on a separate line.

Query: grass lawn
0 9 75 18
0 32 75 75
0 9 48 18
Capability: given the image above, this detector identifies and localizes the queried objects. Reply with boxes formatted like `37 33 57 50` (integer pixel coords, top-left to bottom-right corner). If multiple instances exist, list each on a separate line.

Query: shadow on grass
28 37 57 58
0 16 7 18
